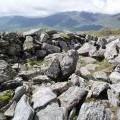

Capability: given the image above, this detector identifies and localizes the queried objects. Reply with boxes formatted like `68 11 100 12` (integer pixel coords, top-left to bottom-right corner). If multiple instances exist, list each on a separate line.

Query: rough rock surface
0 29 120 120
77 101 112 120
12 95 34 120
35 103 67 120
60 49 78 78
32 87 57 109
58 86 88 110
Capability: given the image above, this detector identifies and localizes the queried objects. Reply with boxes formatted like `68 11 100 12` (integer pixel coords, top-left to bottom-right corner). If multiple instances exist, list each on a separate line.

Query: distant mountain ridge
0 11 120 31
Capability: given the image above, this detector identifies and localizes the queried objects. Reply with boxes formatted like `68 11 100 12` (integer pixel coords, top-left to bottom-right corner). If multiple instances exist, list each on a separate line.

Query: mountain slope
0 11 120 31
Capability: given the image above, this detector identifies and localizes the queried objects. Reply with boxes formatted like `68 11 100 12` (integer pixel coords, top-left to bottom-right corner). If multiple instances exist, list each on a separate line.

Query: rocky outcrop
0 29 120 120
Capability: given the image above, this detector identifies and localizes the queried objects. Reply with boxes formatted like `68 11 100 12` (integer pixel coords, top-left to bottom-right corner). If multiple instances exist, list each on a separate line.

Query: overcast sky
0 0 120 17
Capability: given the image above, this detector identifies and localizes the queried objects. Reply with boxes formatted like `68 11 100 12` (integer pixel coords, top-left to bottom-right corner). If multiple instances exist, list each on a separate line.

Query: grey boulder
87 81 109 98
42 43 60 54
60 49 78 78
23 36 34 51
109 71 120 84
58 86 87 110
35 102 67 120
107 83 120 107
77 43 96 56
77 101 112 120
12 95 34 120
32 87 57 110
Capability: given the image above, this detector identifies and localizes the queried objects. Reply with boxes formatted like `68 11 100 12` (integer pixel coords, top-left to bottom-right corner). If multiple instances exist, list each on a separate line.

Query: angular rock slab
50 81 71 94
58 86 88 110
77 101 112 120
32 75 51 84
109 72 120 84
32 87 57 110
104 38 120 61
35 103 67 120
77 43 96 56
87 81 109 98
0 60 16 82
12 95 34 120
107 83 120 107
23 36 34 51
41 54 61 80
69 74 86 87
4 101 16 117
42 43 60 54
45 59 60 80
18 67 41 80
93 70 108 81
60 49 78 78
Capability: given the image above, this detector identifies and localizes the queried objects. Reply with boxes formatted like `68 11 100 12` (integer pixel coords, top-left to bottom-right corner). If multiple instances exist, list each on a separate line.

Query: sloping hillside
0 11 120 31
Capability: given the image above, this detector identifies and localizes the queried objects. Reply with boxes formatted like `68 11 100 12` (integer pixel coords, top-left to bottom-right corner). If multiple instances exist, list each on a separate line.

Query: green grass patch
26 59 44 68
0 90 14 102
73 116 78 120
85 98 98 103
95 59 113 72
78 56 88 67
60 33 70 40
87 28 120 37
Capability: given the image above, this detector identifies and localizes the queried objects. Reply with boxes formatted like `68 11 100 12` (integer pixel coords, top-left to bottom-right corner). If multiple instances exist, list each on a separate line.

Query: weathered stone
93 71 108 81
41 53 62 80
0 74 9 83
35 50 47 59
58 40 68 52
23 36 34 51
69 74 86 87
42 43 60 54
0 60 16 82
18 67 41 80
40 32 50 43
77 43 96 56
87 81 109 98
77 101 112 120
60 50 78 78
4 101 16 117
46 59 60 80
0 80 23 91
32 75 51 84
107 83 120 107
104 38 120 61
91 48 105 60
79 56 97 64
35 102 67 120
117 109 120 120
109 72 120 84
58 86 87 110
96 38 107 48
32 87 57 110
12 95 34 120
50 82 71 94
80 67 91 77
84 63 99 71
8 86 26 107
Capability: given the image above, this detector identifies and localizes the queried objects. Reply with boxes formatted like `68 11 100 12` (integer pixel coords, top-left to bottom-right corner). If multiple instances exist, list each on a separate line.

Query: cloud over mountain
0 0 119 16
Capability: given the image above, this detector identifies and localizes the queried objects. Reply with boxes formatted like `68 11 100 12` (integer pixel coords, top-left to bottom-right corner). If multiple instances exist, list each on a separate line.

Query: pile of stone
0 29 120 120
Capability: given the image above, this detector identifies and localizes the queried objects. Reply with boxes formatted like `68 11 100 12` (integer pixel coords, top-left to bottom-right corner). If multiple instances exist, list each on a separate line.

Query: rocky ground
0 28 120 120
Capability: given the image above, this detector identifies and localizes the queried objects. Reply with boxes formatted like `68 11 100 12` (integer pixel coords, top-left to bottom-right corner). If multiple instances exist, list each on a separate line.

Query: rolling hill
0 11 120 31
